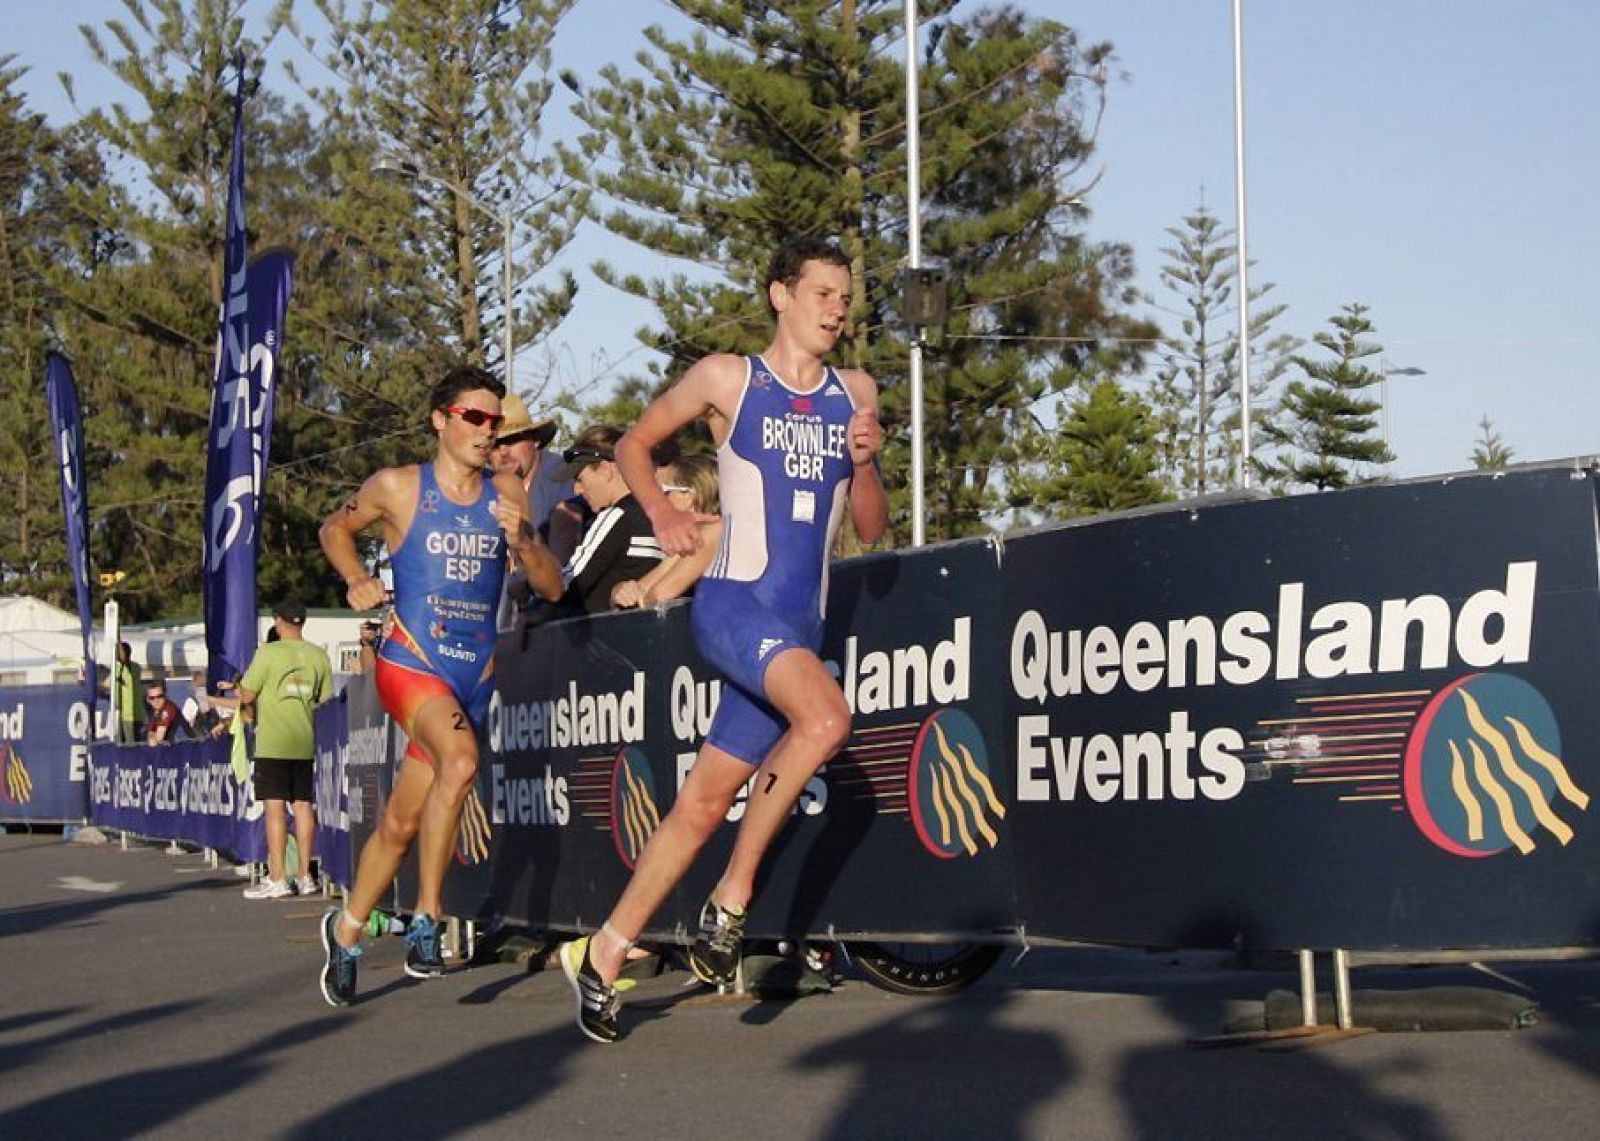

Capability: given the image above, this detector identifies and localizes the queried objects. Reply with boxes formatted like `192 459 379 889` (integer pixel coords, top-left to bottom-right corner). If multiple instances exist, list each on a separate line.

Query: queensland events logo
907 708 1005 859
609 746 661 869
1404 673 1588 858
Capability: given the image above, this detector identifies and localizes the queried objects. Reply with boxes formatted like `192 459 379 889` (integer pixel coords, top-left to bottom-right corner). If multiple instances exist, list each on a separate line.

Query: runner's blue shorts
690 578 821 765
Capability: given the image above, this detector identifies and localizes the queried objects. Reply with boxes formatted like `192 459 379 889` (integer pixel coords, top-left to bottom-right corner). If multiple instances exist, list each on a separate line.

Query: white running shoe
296 876 320 898
243 878 293 900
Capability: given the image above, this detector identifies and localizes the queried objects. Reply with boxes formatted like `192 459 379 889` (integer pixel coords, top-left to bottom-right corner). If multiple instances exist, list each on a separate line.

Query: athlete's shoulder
365 463 421 503
833 367 879 411
679 351 748 391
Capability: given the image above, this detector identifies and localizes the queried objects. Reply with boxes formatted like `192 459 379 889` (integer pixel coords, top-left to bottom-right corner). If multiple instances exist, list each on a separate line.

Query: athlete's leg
586 745 753 984
712 647 849 911
406 693 480 921
333 755 436 950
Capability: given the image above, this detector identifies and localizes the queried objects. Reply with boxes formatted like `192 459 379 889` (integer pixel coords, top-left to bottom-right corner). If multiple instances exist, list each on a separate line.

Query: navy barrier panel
87 739 266 860
313 694 353 888
1005 469 1600 950
339 672 394 902
437 537 1016 941
0 684 96 823
380 467 1600 952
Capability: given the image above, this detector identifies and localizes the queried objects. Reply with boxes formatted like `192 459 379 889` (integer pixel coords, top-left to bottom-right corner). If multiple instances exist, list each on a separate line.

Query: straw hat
496 393 558 447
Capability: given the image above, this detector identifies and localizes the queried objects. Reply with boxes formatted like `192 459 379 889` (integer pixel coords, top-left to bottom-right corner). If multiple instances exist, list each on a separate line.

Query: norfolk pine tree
562 1 1151 540
1150 203 1297 497
1255 302 1391 492
280 0 586 395
0 59 91 604
1471 415 1514 471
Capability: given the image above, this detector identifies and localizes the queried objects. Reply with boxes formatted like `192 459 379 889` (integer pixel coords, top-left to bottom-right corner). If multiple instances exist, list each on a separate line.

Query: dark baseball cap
273 598 308 625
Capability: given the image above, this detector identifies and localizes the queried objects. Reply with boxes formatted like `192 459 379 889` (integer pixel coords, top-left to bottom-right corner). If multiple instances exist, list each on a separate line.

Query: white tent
0 596 89 685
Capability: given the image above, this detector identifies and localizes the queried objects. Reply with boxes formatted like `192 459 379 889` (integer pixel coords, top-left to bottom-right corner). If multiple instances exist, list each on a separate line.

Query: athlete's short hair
765 238 849 317
429 365 505 414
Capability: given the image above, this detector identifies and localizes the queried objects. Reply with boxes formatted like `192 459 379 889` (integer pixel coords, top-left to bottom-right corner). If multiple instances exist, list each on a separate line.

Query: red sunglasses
441 405 506 430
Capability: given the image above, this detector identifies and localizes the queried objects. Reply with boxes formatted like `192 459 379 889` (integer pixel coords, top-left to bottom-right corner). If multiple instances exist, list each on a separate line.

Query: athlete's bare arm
489 469 563 602
617 353 742 557
319 466 414 611
839 369 889 545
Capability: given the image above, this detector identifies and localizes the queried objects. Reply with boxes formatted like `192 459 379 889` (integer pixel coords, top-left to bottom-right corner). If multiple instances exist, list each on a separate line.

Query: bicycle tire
845 941 1003 996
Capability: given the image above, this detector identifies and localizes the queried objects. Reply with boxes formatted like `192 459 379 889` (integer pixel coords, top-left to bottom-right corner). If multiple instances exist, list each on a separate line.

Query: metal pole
502 209 515 389
905 0 926 547
1232 0 1253 488
1297 948 1317 1026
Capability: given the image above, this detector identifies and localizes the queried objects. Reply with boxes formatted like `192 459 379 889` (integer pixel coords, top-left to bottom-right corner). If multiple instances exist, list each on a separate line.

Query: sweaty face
774 259 851 356
435 388 503 469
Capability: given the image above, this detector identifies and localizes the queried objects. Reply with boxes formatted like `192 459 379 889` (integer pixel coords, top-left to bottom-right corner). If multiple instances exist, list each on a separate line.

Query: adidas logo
824 383 845 397
757 638 783 661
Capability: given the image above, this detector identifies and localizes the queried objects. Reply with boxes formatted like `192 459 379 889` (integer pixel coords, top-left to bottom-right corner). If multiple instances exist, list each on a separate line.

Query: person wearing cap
237 598 334 900
559 237 886 1043
316 364 563 1005
548 424 665 617
491 393 573 632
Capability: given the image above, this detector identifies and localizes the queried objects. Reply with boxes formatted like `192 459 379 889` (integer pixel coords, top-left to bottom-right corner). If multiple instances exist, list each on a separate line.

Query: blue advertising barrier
88 739 265 862
313 693 355 889
382 465 1600 954
0 684 96 824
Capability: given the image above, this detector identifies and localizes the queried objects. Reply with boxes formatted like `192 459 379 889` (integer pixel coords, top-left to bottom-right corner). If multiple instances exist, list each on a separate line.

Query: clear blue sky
11 2 1597 479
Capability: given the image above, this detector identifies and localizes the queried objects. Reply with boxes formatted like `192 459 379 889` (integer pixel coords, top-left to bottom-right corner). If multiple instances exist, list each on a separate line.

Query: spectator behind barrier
544 425 665 617
611 453 721 609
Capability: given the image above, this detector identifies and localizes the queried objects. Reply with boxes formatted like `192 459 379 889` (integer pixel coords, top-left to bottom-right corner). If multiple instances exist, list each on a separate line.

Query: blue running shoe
405 913 444 979
319 909 361 1007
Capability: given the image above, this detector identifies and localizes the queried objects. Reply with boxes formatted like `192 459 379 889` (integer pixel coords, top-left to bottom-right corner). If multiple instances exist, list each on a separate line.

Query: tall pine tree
1255 303 1390 492
1149 202 1296 497
562 1 1151 541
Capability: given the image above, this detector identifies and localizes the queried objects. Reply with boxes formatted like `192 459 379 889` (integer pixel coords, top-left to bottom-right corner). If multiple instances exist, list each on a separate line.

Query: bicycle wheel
846 941 1003 996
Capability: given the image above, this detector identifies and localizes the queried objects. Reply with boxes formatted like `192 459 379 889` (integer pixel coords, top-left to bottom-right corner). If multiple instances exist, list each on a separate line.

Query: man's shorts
374 657 489 765
690 578 821 765
254 757 315 803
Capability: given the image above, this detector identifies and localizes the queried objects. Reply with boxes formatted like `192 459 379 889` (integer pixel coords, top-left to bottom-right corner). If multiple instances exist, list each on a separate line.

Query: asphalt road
3 833 1600 1139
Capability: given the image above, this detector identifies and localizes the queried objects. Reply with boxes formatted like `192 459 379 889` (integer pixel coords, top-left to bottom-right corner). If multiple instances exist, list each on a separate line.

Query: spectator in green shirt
113 641 143 745
238 599 333 900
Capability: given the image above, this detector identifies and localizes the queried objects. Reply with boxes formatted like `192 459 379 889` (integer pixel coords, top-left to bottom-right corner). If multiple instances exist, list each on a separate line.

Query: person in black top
549 425 666 615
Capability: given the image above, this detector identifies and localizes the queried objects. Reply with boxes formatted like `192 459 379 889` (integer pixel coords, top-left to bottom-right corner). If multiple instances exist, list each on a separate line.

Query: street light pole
375 156 516 387
1379 358 1427 450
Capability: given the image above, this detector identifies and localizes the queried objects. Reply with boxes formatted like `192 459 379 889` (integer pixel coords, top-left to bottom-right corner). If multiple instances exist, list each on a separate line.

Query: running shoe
319 909 361 1007
688 896 746 986
560 936 619 1044
243 877 293 900
295 875 319 898
405 913 445 979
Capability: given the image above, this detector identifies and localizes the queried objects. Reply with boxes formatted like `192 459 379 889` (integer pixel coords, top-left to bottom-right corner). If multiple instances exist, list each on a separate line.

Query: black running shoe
688 896 746 986
319 909 360 1007
560 936 619 1044
405 913 445 979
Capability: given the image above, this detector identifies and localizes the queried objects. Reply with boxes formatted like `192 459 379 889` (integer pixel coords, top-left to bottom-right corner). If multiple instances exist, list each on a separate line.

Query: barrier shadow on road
0 1014 351 1136
0 876 233 941
790 991 1070 1139
0 1001 205 1088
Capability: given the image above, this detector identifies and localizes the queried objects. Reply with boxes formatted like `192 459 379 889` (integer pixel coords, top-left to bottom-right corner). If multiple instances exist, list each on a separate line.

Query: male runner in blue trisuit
317 365 563 1006
562 238 888 1042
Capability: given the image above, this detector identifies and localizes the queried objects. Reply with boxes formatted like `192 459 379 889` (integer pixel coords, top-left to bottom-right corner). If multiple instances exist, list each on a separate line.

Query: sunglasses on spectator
442 405 506 430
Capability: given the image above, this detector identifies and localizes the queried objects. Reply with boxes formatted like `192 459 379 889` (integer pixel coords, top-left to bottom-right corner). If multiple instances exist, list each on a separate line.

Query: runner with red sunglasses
315 364 563 1006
